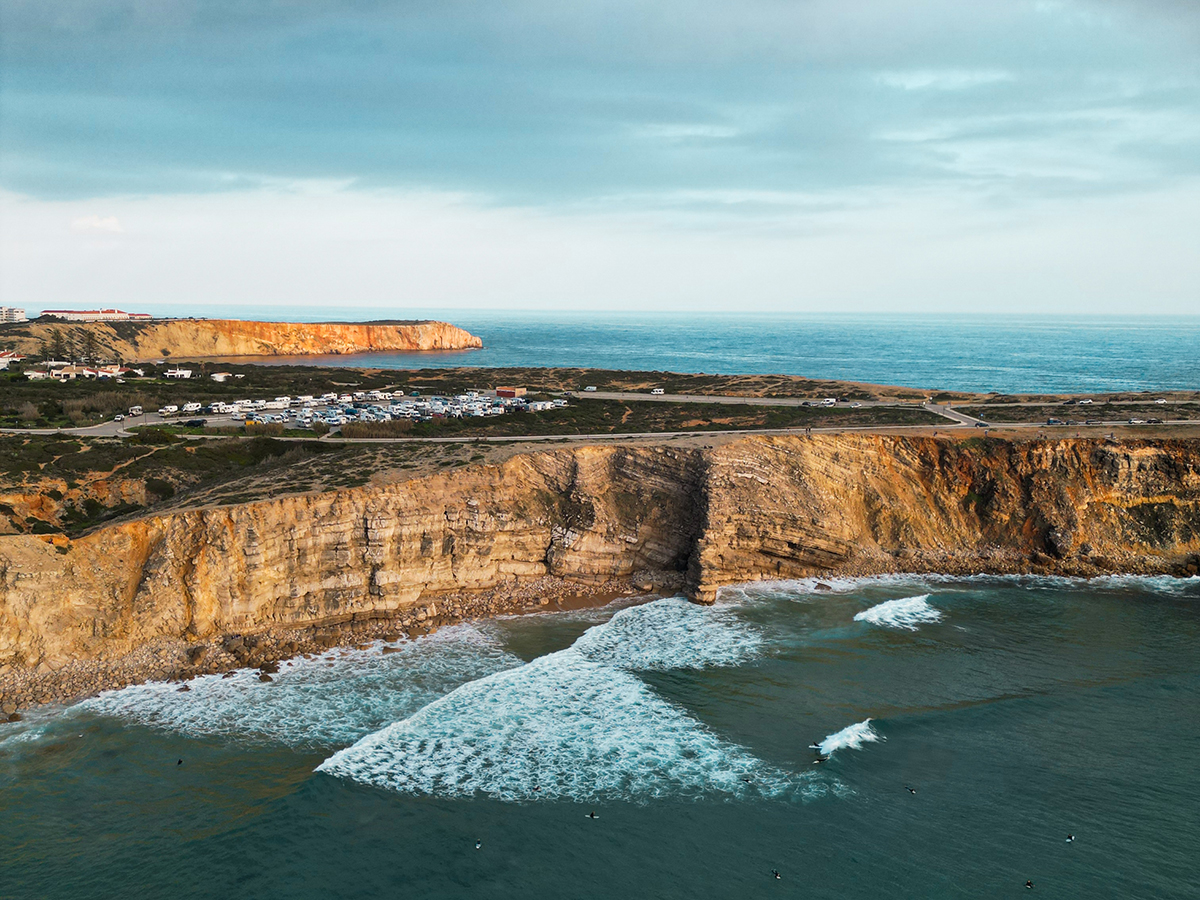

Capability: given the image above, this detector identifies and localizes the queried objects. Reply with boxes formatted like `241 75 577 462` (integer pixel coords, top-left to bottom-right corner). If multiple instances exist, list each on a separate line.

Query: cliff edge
2 435 1199 683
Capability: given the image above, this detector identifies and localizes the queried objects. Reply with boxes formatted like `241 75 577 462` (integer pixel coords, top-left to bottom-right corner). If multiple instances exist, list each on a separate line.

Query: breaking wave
78 624 522 748
318 598 796 802
814 718 883 757
854 595 943 631
318 648 803 802
572 596 763 671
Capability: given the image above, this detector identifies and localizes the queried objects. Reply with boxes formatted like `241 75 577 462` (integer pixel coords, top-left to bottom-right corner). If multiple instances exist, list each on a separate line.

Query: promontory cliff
2 435 1199 699
0 319 482 359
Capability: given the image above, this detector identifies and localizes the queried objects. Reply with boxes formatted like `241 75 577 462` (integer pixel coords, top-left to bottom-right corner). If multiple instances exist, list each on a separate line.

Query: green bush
244 422 285 437
128 428 181 445
341 420 413 439
145 477 176 499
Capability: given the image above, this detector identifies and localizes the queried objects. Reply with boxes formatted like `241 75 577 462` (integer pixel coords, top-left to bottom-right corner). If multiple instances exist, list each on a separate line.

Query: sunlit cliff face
2 435 1198 671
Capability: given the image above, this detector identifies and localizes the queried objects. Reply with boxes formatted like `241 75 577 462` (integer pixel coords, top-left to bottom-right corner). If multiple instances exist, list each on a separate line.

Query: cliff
2 435 1199 675
0 319 482 359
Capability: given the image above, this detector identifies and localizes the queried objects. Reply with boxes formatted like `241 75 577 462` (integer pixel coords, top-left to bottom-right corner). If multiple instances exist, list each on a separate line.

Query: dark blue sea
3 577 1198 899
166 307 1200 394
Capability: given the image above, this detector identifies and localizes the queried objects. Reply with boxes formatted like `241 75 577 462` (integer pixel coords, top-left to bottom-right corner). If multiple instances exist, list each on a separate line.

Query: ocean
3 576 1198 899
169 308 1200 394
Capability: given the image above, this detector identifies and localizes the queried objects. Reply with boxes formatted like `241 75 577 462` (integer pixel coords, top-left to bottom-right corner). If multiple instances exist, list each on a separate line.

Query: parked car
113 414 124 422
184 418 207 428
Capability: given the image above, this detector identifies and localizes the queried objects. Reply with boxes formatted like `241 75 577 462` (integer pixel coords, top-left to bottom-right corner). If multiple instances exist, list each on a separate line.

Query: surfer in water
587 811 599 820
771 869 781 880
1066 834 1075 843
1025 880 1034 889
905 785 917 794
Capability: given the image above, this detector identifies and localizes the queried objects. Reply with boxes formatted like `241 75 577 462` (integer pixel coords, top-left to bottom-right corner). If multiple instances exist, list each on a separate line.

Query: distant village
0 308 157 381
1 307 569 431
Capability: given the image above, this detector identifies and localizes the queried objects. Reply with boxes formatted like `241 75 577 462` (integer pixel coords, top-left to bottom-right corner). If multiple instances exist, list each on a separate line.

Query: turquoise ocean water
3 577 1198 899
168 309 1200 394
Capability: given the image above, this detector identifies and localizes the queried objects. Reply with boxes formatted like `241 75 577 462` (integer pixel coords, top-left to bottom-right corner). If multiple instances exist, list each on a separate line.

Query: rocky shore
0 573 677 718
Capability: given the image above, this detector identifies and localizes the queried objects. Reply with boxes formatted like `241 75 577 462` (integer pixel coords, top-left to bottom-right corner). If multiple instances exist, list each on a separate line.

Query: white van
158 405 179 417
128 405 143 417
822 398 837 407
584 386 598 392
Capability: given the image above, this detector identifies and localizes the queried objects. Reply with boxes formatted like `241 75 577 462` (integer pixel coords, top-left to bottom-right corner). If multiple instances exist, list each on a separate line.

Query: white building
164 368 193 379
0 307 27 323
40 308 153 322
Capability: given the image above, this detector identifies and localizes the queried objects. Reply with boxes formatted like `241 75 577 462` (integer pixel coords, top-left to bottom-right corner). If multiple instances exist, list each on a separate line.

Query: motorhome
128 405 143 417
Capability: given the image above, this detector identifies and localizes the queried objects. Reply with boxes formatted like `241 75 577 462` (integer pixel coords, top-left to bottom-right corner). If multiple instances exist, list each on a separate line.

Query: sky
1 0 1199 315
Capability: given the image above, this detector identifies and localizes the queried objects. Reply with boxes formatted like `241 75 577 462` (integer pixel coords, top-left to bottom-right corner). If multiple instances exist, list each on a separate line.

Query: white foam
816 718 883 756
318 647 806 802
854 595 943 631
77 624 522 748
729 573 1200 598
571 597 763 671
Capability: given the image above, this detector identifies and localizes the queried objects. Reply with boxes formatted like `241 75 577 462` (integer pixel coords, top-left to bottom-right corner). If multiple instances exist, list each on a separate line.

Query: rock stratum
2 434 1199 682
3 318 482 359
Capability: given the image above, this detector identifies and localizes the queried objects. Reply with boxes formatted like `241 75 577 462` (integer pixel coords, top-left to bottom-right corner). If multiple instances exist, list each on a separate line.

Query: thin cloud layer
1 0 1198 311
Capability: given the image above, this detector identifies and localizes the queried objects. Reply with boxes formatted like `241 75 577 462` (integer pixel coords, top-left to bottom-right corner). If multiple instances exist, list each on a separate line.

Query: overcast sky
2 0 1199 314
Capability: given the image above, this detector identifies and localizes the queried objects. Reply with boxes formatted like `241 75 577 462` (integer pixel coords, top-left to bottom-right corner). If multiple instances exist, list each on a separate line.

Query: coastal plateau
0 319 483 359
2 434 1199 709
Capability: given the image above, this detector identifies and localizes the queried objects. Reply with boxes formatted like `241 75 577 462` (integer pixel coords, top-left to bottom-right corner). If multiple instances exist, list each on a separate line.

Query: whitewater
4 575 1198 900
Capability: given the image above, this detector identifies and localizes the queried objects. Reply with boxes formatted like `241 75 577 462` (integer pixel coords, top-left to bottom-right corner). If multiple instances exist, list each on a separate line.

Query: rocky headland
1 318 482 360
2 434 1199 713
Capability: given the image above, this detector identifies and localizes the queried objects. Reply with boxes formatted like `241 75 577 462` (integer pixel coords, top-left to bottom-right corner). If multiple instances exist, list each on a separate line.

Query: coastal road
923 403 986 426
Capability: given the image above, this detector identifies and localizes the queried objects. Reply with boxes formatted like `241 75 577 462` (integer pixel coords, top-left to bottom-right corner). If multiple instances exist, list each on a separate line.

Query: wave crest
854 595 943 631
572 597 762 671
816 719 882 756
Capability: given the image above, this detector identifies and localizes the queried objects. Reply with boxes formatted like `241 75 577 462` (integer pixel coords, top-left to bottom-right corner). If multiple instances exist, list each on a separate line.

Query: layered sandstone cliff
2 435 1198 674
2 319 482 359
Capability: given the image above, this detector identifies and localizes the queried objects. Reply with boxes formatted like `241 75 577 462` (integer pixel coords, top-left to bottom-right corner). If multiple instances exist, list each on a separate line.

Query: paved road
924 403 986 426
574 390 904 409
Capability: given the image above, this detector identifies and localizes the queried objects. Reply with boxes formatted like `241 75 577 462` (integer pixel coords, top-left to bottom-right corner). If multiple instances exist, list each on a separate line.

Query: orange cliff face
0 319 483 359
145 320 484 357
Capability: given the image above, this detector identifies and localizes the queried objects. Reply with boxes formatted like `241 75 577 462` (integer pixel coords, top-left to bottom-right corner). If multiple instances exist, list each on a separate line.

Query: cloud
70 214 123 233
4 181 1198 315
876 70 1015 91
